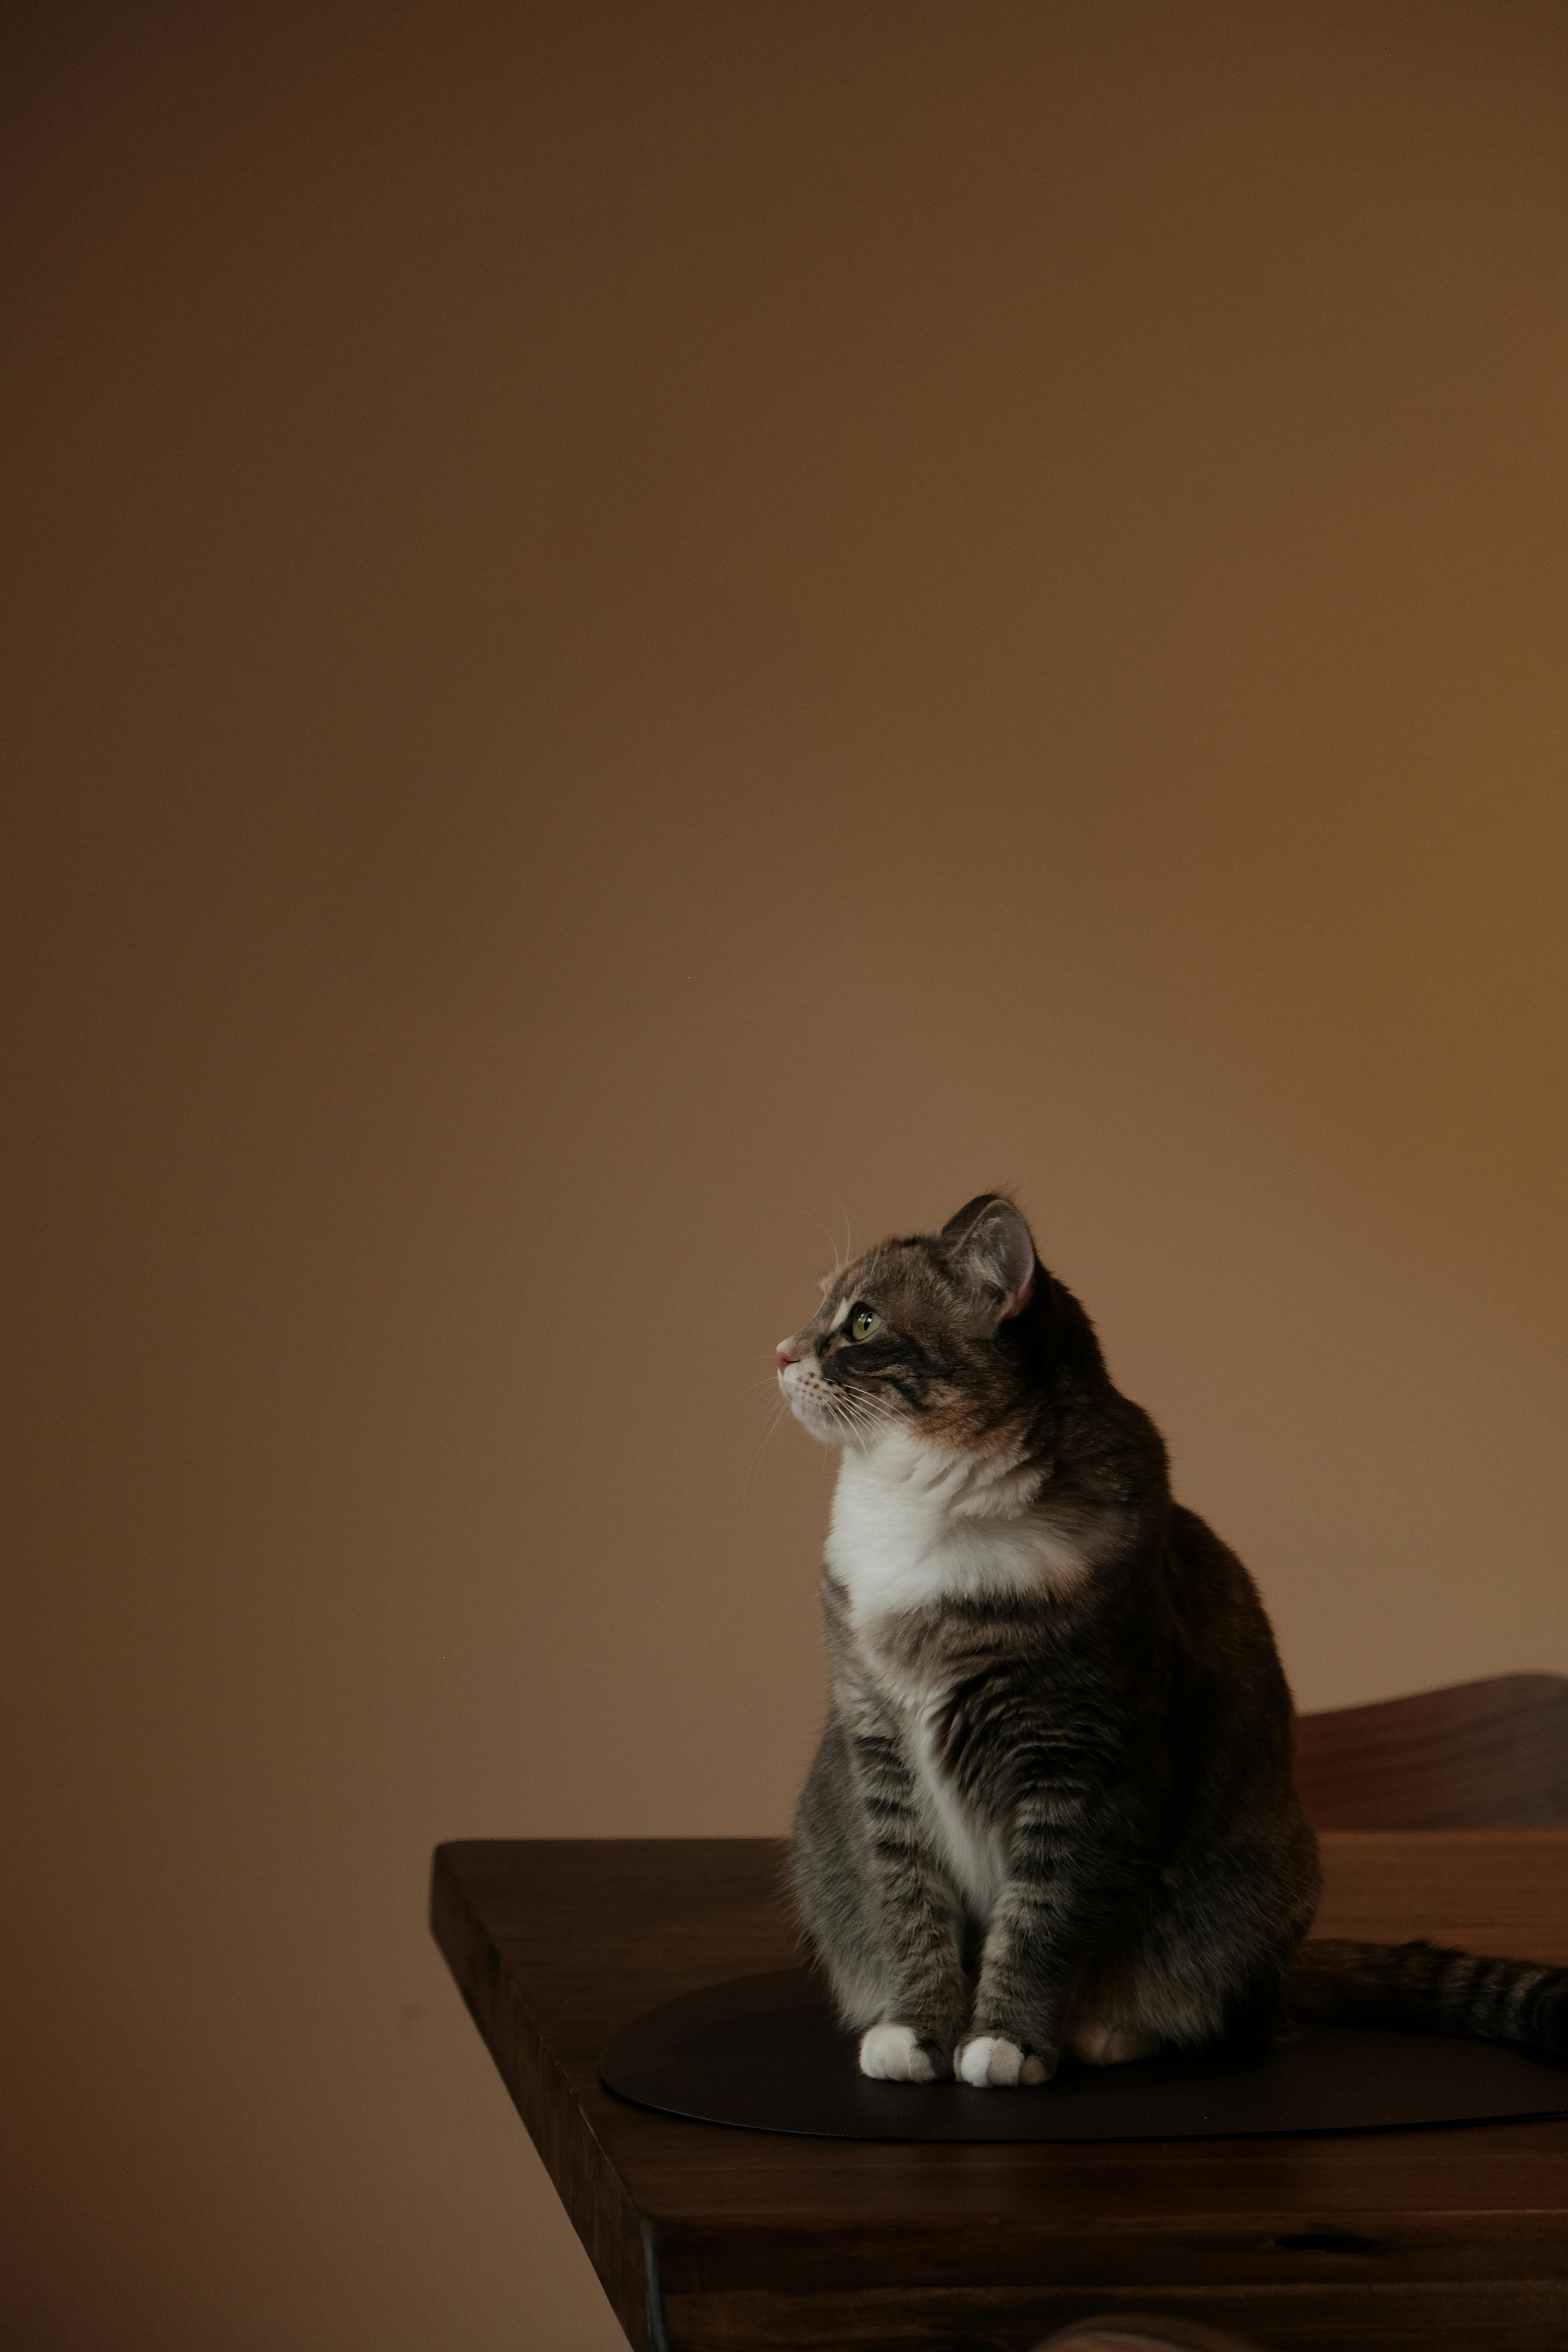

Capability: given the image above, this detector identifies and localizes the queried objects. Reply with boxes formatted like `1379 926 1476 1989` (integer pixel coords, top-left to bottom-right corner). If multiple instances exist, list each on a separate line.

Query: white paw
859 2022 938 2082
955 2035 1053 2088
1071 2017 1161 2066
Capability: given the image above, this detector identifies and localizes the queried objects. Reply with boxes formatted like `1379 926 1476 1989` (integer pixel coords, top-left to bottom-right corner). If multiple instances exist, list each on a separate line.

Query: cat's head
776 1195 1043 1453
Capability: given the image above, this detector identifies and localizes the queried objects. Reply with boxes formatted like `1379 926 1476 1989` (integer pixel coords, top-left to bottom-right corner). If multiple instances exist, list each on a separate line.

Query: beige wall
5 5 1568 2346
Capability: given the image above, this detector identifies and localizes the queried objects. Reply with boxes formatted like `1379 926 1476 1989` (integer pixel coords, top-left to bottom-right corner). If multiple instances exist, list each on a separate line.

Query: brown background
4 5 1568 2347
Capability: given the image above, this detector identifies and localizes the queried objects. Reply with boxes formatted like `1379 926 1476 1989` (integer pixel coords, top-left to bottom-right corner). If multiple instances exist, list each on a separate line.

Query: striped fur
782 1195 1568 2084
1291 1939 1568 2060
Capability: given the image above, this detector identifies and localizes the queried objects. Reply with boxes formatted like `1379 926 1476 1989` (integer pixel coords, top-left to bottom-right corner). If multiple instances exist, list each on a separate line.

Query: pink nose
776 1338 802 1370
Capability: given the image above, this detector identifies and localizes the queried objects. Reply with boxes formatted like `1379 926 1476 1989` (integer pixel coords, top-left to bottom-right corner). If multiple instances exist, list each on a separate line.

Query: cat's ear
943 1196 1037 1327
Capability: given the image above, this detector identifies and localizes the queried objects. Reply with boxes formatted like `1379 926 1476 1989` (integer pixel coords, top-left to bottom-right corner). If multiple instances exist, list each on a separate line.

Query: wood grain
1296 1675 1568 1830
430 1835 1568 2351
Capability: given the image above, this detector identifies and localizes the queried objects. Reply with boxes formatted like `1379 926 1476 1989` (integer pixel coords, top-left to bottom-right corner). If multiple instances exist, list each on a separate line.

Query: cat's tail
1288 1937 1568 2063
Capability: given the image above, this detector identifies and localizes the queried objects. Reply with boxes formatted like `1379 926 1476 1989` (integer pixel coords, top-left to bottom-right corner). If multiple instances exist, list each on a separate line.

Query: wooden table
430 1833 1568 2351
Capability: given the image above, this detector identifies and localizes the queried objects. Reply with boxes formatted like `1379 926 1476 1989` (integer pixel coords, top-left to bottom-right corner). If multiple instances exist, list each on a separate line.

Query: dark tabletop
430 1832 1568 2352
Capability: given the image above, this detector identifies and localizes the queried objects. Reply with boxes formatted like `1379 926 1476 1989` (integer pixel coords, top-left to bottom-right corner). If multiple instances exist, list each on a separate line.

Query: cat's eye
848 1305 882 1341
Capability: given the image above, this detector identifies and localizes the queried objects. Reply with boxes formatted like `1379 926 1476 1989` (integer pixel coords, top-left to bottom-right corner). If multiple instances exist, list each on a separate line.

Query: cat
781 1193 1568 2087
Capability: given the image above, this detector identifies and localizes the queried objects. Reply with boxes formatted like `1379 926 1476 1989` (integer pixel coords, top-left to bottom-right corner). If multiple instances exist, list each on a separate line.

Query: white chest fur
824 1430 1089 1626
825 1432 1096 1920
907 1710 1009 1916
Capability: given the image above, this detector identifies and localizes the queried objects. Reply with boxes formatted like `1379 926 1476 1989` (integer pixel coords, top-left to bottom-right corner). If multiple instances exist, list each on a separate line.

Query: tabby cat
780 1194 1567 2087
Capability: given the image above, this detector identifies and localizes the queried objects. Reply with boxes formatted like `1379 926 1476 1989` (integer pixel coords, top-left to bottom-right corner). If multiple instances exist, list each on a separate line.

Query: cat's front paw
954 2032 1055 2087
859 2023 951 2082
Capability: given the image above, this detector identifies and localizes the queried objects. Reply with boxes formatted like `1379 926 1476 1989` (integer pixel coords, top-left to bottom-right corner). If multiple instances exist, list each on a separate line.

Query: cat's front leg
955 1911 1068 2085
955 1806 1110 2087
854 1902 967 2081
795 1711 968 2077
850 1730 969 2079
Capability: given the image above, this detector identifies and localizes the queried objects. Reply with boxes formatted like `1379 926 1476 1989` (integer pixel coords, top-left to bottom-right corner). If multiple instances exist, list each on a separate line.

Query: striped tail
1289 1938 1568 2063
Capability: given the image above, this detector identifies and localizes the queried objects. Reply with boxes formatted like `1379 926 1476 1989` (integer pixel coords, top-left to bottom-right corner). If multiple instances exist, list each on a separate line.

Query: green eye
848 1305 882 1341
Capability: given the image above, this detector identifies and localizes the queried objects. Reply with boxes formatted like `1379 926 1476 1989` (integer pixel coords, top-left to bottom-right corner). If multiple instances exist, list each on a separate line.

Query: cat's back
1157 1499 1306 1834
1163 1500 1294 1680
